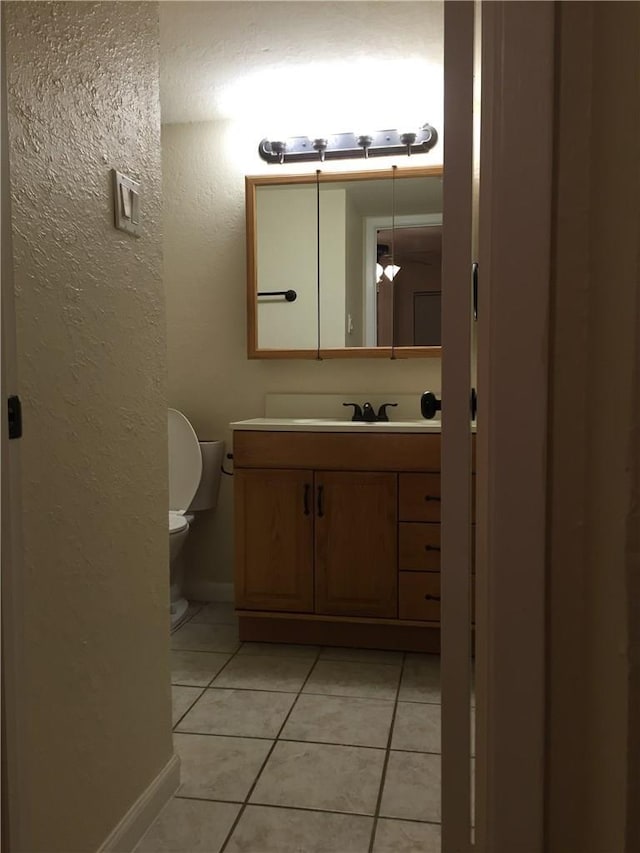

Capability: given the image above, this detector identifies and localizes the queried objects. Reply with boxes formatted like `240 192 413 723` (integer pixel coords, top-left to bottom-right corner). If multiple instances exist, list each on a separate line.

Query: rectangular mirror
246 166 443 358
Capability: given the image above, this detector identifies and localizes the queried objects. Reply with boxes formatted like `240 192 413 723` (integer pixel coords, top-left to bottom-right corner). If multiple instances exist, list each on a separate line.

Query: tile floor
137 602 448 853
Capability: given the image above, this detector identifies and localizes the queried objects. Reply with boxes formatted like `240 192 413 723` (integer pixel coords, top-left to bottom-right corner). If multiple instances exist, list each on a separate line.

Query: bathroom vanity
231 418 474 652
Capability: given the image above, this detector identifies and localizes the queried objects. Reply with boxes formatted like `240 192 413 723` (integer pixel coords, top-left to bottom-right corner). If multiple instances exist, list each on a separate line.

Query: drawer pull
424 594 441 602
424 495 441 502
424 545 441 552
317 484 325 518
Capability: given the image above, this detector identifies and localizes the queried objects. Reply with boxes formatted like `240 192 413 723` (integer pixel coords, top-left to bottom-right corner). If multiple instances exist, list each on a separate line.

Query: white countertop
230 417 442 434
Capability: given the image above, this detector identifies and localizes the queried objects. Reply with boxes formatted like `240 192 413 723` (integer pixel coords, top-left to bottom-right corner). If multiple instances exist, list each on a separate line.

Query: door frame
441 2 554 851
440 3 475 849
475 2 554 851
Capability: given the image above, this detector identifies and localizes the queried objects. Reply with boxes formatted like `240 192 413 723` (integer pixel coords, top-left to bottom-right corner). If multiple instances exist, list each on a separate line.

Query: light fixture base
259 123 437 165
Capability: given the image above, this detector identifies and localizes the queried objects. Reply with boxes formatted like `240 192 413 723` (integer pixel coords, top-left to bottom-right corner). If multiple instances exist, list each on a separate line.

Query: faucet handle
376 403 398 422
343 402 363 422
361 402 377 422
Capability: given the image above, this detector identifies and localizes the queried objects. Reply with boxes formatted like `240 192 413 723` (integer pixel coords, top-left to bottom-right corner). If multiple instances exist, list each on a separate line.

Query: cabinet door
315 472 397 618
235 469 314 612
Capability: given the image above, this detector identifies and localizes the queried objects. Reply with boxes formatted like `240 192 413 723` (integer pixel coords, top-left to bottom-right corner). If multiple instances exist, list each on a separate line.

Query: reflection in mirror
248 167 443 357
389 172 442 348
377 223 442 347
318 177 393 349
255 183 319 350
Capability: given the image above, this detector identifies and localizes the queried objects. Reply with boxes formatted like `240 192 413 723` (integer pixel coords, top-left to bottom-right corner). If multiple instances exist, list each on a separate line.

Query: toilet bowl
168 408 223 629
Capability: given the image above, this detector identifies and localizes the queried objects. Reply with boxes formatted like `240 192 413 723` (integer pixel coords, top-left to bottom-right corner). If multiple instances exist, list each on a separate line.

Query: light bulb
384 264 401 280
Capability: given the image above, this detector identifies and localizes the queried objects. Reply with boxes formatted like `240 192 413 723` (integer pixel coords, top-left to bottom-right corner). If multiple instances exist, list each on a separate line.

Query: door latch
472 262 479 320
8 395 22 439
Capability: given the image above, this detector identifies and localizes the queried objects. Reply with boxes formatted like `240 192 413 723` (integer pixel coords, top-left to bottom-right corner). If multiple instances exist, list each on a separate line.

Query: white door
440 3 553 851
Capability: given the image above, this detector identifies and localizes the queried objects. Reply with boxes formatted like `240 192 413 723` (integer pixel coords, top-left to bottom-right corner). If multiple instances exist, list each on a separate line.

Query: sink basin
291 418 435 427
230 417 442 433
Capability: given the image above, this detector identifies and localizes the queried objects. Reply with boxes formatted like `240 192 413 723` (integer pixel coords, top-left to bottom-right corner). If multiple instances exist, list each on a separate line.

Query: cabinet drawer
234 431 441 472
399 572 440 622
399 474 441 522
399 523 441 571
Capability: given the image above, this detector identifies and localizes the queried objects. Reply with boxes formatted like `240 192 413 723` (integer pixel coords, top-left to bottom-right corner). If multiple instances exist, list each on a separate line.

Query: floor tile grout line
173 726 444 758
171 681 417 703
170 624 251 734
170 654 238 691
302 687 399 701
178 683 398 701
171 631 246 731
203 639 246 688
173 793 443 826
193 683 401 700
173 729 406 752
170 621 446 847
171 646 241 655
368 651 406 853
171 685 208 731
387 746 442 757
217 645 323 853
171 647 239 656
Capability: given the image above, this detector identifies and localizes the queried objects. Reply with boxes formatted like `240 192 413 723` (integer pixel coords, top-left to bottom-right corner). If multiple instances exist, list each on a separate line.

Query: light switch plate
112 169 141 237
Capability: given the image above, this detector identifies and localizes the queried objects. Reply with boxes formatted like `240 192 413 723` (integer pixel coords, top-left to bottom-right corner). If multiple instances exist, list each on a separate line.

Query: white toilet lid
168 408 203 512
169 511 188 533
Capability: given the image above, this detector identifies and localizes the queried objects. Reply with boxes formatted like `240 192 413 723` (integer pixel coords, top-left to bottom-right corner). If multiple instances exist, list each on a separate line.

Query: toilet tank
189 440 225 511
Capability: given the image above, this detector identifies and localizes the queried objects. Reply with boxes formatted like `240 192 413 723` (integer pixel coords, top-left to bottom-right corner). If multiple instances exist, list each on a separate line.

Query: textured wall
162 119 442 592
159 1 444 128
5 3 172 850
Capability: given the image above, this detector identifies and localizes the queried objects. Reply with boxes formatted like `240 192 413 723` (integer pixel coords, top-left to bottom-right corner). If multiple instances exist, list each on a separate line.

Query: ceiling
159 1 444 129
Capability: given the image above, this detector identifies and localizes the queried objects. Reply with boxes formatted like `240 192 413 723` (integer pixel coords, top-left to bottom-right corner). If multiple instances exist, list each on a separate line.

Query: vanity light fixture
312 137 329 162
258 122 437 165
269 140 287 164
357 133 374 159
400 131 417 156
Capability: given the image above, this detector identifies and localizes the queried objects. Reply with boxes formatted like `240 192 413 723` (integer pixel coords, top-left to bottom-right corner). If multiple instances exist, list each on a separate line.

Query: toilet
168 408 224 629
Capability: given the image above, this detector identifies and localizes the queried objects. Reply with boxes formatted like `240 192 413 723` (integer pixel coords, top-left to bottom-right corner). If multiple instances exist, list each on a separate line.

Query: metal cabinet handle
257 289 297 302
424 495 441 502
424 594 442 602
303 484 310 516
317 485 324 518
424 545 441 552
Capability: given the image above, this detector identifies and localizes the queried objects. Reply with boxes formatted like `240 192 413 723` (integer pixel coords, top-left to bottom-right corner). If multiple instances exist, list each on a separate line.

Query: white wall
4 3 172 850
162 118 442 592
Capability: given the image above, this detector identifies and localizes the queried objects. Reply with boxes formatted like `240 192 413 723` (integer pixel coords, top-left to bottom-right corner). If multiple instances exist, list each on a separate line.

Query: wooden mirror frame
245 165 443 359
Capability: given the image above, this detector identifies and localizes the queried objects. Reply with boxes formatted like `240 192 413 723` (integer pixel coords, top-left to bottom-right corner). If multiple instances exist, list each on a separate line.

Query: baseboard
186 580 234 602
97 753 180 853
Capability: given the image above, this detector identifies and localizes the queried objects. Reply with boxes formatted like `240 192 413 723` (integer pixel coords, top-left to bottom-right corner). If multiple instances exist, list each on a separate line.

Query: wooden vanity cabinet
234 468 314 612
315 471 397 618
235 467 397 618
233 430 457 652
